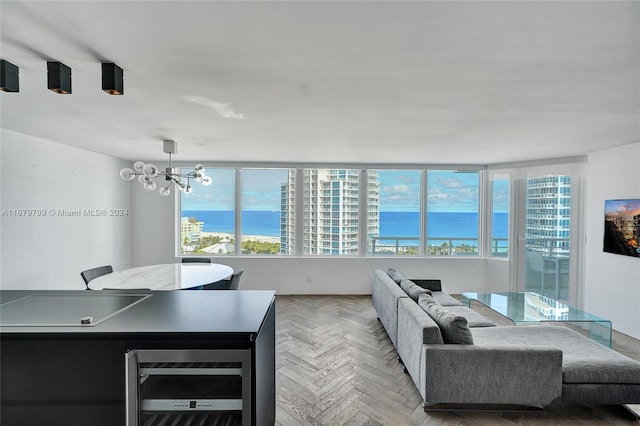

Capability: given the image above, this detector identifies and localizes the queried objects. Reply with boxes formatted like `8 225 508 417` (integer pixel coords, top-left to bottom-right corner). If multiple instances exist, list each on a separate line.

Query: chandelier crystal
120 140 211 196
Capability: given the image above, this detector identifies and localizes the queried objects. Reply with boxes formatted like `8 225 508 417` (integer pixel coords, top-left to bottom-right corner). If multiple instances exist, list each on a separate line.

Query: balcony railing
491 237 509 257
369 236 480 256
525 238 571 300
525 237 570 257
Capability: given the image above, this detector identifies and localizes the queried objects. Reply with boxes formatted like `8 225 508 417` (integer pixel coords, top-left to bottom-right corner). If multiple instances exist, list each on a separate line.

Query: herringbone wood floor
275 295 639 425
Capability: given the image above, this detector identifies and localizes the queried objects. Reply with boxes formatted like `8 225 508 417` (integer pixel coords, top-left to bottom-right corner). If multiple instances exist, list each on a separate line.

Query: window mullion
295 168 304 256
421 169 427 256
235 168 241 256
359 170 367 257
479 170 489 258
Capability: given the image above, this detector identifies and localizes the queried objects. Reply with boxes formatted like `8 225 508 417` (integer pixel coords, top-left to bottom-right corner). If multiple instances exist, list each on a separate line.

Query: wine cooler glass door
126 349 252 426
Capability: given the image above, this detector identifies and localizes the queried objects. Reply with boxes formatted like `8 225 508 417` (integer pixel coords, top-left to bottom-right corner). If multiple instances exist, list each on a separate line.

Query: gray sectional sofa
372 268 640 411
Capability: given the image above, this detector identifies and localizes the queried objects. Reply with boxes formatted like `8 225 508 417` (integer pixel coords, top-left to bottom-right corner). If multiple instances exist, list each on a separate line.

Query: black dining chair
227 268 244 290
182 258 211 264
202 268 244 290
80 265 113 289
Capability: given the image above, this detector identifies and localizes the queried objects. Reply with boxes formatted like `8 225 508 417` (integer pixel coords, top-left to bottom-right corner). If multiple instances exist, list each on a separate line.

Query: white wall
0 129 132 290
130 176 176 267
585 142 640 339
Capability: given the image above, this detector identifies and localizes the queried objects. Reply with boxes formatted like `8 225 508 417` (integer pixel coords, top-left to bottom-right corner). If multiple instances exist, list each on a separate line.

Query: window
177 166 487 258
179 168 236 255
241 169 293 255
426 170 480 256
368 170 421 255
523 174 573 300
491 173 510 257
302 169 360 255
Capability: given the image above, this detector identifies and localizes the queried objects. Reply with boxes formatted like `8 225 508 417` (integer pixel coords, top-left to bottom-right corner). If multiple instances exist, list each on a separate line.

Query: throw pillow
418 292 439 306
400 279 432 302
419 296 474 345
387 268 407 285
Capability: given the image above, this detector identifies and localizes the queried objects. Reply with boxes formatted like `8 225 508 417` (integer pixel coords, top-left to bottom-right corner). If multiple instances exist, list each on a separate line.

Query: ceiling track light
102 62 124 95
119 140 212 197
0 60 19 92
47 61 72 94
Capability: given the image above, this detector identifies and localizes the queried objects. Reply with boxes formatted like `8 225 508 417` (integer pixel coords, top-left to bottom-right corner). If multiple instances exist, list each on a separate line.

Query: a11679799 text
1 208 129 217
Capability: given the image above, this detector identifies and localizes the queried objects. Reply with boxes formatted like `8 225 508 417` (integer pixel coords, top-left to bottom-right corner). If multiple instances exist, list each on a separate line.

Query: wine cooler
126 349 252 426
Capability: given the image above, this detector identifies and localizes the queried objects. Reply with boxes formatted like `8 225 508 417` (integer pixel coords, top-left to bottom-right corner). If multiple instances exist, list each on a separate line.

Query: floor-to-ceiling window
513 163 585 304
523 174 572 300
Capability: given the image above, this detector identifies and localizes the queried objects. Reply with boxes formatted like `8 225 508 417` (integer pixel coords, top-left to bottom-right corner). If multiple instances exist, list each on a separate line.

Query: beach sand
201 231 279 244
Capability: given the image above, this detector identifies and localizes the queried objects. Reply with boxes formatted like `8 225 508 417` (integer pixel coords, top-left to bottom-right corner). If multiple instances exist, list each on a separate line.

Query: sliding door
514 164 585 305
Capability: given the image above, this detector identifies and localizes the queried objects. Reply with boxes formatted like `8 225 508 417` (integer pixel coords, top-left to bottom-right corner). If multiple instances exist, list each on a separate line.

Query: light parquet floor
275 295 640 426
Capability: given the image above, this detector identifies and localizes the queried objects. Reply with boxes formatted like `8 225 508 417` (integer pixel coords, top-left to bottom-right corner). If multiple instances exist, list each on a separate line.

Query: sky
425 170 479 213
181 168 491 213
605 199 640 219
181 168 236 211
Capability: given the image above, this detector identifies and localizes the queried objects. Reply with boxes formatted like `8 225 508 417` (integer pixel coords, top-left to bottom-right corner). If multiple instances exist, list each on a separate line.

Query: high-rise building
180 216 204 246
280 170 379 255
280 172 296 255
525 176 571 256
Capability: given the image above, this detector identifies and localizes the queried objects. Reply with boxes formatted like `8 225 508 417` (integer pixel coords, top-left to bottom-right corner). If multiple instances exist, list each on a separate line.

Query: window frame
176 164 491 258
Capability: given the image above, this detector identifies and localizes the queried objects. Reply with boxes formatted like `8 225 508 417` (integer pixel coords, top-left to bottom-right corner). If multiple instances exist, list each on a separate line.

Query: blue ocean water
182 210 509 240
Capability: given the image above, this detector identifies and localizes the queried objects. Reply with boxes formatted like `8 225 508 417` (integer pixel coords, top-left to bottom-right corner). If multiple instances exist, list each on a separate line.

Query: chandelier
119 140 211 196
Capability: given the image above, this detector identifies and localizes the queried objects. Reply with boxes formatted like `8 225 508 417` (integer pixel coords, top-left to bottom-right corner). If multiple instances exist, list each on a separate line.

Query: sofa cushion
471 326 640 384
419 294 474 344
387 268 407 285
445 306 496 328
400 279 432 302
431 291 464 306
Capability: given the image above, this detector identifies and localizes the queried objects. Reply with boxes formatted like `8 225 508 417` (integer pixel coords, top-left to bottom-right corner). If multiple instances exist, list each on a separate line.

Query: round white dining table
88 263 234 290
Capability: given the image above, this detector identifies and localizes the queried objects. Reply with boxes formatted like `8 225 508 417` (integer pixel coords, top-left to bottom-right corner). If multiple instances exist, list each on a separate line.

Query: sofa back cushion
386 268 407 285
400 279 432 302
418 294 474 345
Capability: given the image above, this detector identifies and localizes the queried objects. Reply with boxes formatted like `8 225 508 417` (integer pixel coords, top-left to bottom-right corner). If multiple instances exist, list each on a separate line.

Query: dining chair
201 268 244 290
80 265 114 289
181 258 211 264
227 268 244 290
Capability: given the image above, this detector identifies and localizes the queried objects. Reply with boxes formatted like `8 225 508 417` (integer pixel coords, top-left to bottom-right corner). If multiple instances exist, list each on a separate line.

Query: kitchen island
0 289 275 426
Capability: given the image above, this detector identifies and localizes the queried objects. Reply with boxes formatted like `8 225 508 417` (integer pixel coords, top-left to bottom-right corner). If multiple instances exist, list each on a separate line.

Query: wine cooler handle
125 351 139 426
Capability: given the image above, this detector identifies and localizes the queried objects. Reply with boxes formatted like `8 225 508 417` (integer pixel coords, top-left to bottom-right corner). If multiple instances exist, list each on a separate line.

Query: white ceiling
1 1 639 164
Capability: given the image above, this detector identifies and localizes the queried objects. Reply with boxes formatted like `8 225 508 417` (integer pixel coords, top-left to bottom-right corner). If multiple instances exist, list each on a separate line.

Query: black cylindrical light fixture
47 61 72 94
102 62 123 95
0 60 19 92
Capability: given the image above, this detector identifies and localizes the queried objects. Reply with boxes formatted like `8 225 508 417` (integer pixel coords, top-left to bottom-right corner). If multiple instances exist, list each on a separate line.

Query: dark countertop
0 290 276 335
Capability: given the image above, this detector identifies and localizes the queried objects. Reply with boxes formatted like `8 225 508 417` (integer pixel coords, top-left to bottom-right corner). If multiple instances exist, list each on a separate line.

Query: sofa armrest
397 299 444 394
422 345 563 407
372 269 408 347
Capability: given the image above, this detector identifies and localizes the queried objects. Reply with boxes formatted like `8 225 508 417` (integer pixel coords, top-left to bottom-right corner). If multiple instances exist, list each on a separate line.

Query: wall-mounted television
603 199 640 258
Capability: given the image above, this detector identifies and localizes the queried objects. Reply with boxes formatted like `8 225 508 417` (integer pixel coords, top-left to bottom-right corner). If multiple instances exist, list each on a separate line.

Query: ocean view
182 210 509 241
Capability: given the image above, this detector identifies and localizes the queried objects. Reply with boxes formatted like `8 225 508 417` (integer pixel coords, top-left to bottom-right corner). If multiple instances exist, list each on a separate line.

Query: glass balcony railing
525 238 571 301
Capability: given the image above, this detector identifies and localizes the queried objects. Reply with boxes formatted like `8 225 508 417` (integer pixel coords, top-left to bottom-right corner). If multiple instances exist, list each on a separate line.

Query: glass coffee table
461 291 612 347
